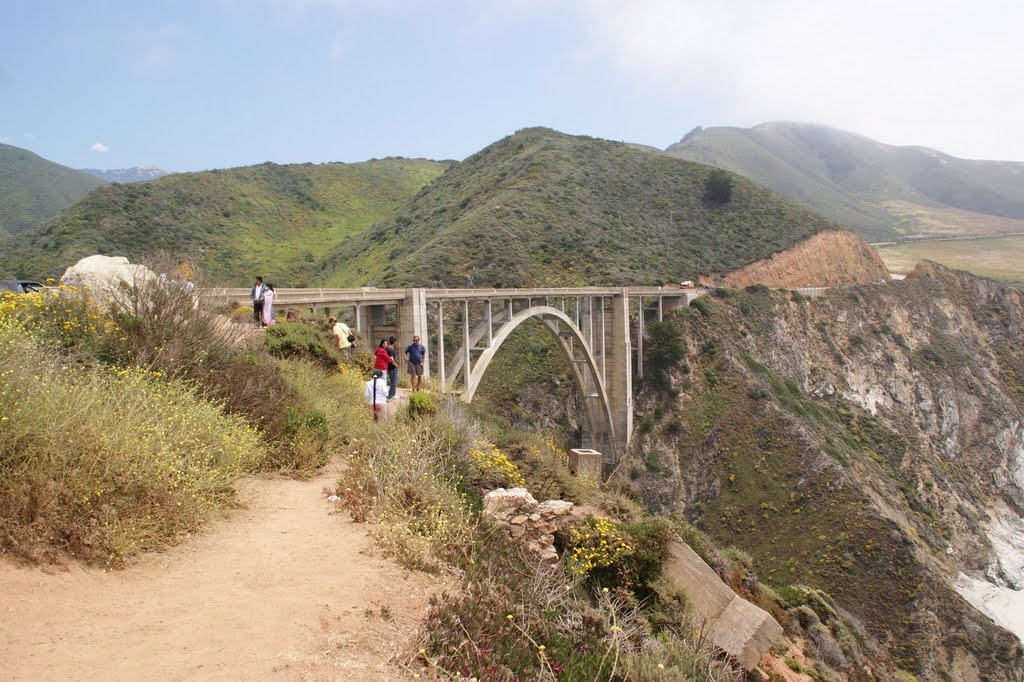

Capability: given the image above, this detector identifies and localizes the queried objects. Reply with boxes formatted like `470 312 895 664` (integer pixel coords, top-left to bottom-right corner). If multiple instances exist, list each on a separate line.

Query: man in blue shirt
404 335 426 392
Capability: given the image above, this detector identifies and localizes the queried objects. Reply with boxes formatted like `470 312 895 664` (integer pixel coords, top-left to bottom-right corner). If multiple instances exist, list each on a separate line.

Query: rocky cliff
621 263 1024 680
715 229 891 289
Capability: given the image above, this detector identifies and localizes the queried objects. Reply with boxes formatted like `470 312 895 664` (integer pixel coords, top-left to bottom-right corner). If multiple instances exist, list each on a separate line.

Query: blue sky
2 0 1022 171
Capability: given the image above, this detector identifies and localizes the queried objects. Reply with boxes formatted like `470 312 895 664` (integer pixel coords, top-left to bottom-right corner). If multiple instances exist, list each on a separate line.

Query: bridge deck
206 285 699 306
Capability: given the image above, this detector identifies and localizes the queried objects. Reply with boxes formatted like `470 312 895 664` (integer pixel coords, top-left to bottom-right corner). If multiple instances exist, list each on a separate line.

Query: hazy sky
2 0 1021 171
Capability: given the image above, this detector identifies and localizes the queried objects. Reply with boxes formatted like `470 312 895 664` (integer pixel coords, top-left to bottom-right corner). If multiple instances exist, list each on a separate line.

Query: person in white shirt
364 369 389 421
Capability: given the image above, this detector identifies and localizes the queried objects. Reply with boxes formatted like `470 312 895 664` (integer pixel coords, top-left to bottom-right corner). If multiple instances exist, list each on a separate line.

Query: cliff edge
716 229 890 288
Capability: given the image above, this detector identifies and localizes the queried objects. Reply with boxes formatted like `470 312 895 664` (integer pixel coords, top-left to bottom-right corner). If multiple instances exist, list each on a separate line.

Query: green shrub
264 321 340 368
690 297 712 317
645 321 688 391
407 391 437 416
703 168 734 205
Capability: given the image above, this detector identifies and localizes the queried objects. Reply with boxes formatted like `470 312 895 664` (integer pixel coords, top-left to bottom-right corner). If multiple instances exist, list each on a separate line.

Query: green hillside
665 122 1024 242
0 158 448 285
0 143 107 238
314 128 837 288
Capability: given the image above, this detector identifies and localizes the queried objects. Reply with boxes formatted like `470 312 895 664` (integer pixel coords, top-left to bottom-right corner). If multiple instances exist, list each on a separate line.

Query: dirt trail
0 459 442 681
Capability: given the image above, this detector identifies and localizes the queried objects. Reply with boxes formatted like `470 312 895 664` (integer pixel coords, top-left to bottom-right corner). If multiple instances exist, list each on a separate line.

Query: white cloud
22 132 36 141
570 0 1024 160
90 142 110 153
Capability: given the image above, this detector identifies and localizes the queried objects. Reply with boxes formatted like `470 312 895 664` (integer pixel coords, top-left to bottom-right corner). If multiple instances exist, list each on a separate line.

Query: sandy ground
0 459 443 681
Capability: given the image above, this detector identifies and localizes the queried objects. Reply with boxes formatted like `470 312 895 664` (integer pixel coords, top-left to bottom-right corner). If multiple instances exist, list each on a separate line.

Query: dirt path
0 460 443 681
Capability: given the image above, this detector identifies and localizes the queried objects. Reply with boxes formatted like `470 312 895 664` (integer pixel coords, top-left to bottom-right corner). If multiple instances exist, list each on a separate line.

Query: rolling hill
0 158 448 285
665 122 1024 242
0 143 108 238
314 127 872 288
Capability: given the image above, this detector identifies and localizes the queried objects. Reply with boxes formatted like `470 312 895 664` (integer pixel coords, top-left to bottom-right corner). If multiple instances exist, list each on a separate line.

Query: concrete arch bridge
215 286 703 462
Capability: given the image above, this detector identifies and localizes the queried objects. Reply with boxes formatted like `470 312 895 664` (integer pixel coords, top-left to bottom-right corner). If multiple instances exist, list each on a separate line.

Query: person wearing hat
364 368 389 421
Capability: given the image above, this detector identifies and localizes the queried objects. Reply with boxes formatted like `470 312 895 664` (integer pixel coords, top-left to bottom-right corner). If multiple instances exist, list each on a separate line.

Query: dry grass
876 235 1024 285
0 320 266 565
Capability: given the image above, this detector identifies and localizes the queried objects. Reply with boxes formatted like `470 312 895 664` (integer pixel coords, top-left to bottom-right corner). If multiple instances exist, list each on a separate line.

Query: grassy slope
0 158 448 285
877 235 1024 287
666 122 1024 241
0 143 107 237
314 127 836 288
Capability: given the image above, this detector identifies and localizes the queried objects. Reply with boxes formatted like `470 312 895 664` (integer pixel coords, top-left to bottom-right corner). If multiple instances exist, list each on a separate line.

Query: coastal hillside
623 264 1024 679
666 122 1024 242
0 143 107 238
314 127 881 288
0 158 448 285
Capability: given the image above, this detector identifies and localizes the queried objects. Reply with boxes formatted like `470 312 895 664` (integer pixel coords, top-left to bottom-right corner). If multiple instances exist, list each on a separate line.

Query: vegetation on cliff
622 265 1024 679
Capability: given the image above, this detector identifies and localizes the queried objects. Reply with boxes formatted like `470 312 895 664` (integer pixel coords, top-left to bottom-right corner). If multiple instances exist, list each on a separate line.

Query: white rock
483 488 538 517
61 255 158 308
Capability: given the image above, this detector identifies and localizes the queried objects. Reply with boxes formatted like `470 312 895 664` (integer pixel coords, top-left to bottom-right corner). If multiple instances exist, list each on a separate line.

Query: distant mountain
79 166 172 183
0 158 448 284
313 127 878 288
0 143 108 238
665 122 1024 242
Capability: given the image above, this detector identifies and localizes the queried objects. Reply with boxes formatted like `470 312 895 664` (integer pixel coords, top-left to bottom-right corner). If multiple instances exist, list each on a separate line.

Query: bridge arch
462 305 617 454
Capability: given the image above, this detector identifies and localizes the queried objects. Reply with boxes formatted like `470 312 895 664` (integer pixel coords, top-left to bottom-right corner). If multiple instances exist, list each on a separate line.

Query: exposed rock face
623 262 1024 679
715 229 891 288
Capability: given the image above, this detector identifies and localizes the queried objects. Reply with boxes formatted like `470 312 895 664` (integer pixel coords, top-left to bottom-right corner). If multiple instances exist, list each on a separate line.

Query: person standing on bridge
251 276 265 327
404 335 426 392
386 337 399 401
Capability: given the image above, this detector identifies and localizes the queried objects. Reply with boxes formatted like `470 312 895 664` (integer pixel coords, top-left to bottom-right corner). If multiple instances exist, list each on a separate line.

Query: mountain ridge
665 121 1024 242
79 166 172 183
314 127 883 289
0 143 108 237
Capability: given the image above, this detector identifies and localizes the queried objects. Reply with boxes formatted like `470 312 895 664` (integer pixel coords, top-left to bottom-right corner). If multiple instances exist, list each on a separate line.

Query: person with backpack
364 369 389 421
329 316 356 352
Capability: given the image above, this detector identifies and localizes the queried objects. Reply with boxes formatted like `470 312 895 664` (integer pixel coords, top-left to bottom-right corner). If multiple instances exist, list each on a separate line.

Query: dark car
0 280 45 294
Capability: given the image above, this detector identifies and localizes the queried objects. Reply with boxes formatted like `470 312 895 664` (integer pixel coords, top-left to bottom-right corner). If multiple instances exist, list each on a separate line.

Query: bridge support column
607 290 633 462
397 288 429 378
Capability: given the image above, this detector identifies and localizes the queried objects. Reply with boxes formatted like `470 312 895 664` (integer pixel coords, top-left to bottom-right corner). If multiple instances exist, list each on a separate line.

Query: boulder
61 255 158 307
